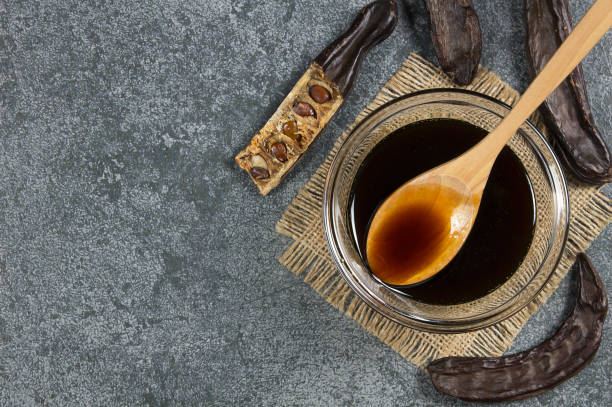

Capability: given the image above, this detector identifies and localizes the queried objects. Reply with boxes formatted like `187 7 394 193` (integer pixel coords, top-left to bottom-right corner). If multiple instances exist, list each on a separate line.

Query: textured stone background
0 0 610 405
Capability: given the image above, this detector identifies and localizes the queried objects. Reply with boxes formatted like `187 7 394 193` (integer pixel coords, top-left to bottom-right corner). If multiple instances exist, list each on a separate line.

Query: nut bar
235 64 343 195
236 0 398 195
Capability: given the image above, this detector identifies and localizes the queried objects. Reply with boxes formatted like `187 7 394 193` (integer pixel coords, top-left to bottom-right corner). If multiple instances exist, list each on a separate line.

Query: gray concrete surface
0 0 610 405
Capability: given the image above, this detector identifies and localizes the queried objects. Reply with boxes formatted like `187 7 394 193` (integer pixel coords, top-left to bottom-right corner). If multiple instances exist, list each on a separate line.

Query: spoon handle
471 0 612 176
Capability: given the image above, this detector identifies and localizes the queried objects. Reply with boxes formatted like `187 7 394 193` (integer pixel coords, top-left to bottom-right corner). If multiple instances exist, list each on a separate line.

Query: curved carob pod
526 0 612 184
236 1 398 195
427 253 608 402
315 0 398 97
423 0 482 86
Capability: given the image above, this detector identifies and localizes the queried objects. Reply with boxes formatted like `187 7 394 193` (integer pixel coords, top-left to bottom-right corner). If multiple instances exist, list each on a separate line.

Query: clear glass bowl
323 89 569 333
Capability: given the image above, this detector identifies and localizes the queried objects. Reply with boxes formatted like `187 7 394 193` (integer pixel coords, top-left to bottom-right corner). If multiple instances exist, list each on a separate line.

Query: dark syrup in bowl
349 119 536 305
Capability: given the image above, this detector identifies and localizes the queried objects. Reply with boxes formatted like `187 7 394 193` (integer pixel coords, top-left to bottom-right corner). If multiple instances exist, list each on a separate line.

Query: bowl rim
323 88 570 333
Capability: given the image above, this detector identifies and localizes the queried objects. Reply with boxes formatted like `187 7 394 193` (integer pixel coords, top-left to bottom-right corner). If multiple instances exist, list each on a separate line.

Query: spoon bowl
366 173 477 286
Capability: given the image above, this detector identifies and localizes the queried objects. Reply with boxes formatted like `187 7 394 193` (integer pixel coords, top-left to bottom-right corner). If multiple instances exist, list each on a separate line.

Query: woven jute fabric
275 54 612 368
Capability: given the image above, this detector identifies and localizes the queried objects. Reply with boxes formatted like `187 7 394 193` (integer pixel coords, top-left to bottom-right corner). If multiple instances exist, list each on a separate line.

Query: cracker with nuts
235 63 342 195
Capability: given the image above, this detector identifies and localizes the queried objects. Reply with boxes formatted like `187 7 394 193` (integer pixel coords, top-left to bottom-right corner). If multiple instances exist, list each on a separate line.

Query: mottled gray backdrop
0 0 610 406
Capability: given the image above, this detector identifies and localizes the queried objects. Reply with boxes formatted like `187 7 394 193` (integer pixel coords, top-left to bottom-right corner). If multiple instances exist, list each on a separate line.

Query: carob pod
236 1 398 195
427 253 608 402
525 0 612 184
423 0 482 86
315 0 399 97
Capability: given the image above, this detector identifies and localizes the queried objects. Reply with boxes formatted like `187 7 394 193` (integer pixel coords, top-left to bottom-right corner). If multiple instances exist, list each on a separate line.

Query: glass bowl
323 89 569 333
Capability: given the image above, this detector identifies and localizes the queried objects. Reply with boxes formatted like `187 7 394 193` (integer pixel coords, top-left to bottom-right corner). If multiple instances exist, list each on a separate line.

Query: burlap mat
275 54 612 367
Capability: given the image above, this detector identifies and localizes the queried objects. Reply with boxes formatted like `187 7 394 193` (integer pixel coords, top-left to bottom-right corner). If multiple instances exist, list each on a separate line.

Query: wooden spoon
366 0 612 287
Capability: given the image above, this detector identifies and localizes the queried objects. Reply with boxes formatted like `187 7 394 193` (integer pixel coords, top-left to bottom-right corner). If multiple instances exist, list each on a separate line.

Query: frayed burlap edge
275 53 612 368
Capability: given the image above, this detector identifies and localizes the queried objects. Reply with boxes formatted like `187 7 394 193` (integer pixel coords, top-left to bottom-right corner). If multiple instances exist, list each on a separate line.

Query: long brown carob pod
236 1 398 195
526 0 612 184
427 253 608 402
423 0 482 86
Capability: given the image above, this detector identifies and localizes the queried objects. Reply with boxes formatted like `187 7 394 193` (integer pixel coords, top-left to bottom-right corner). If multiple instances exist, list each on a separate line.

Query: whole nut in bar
282 120 298 137
282 120 301 143
249 167 269 180
249 155 270 180
293 101 316 118
270 141 288 162
309 85 331 103
235 0 398 195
